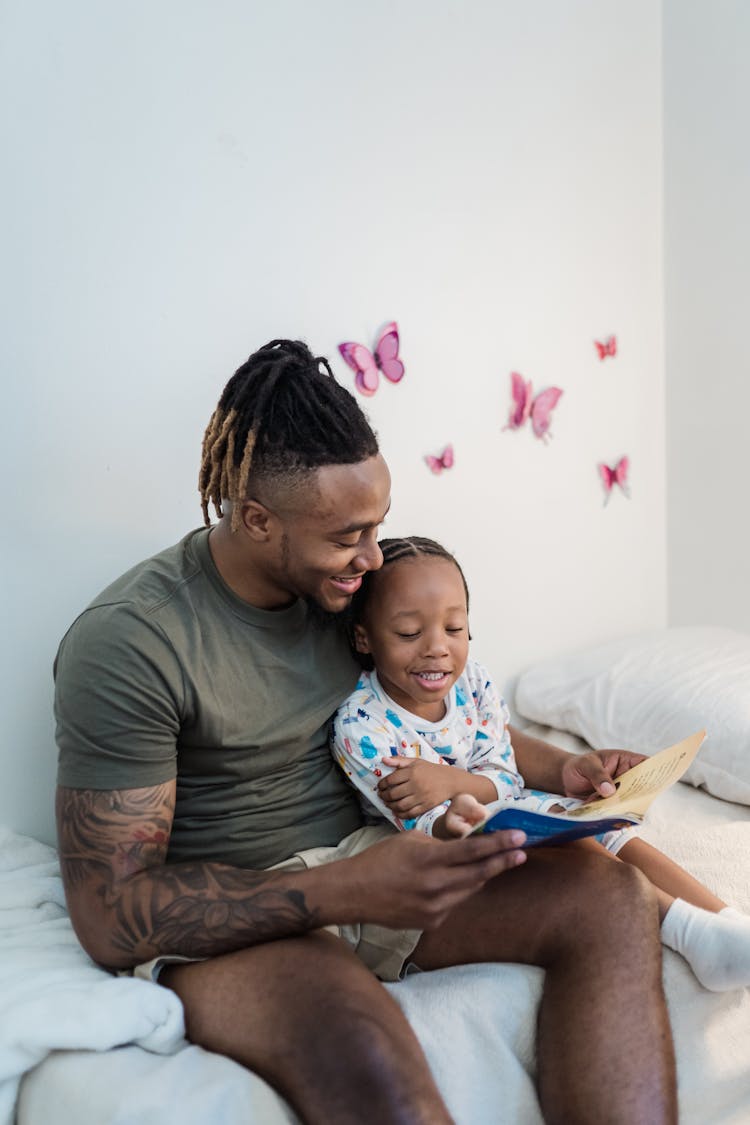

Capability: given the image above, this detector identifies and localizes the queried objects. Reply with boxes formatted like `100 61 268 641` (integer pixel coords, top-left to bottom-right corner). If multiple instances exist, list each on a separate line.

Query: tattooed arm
56 782 528 971
55 782 327 970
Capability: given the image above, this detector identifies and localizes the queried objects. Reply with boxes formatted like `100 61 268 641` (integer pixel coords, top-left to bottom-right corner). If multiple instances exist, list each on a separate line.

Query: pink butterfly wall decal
424 444 454 475
598 457 630 504
338 321 405 397
503 372 563 442
594 335 617 360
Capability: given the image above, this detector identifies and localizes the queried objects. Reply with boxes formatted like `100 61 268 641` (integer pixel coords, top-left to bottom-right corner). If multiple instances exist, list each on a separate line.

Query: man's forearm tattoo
56 787 320 963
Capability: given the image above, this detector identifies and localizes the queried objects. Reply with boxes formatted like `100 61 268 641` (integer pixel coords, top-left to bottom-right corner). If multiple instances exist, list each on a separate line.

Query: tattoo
56 787 319 964
57 786 174 887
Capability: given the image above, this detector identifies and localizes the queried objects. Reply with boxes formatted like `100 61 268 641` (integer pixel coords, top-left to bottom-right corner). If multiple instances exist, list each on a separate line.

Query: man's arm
508 725 647 798
57 782 528 971
508 725 572 791
56 782 325 969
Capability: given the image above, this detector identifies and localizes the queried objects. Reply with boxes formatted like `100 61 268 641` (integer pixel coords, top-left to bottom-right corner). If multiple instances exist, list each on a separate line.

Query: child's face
355 555 470 722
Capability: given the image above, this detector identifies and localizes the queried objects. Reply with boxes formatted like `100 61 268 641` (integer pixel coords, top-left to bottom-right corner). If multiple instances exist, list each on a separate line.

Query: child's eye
396 631 419 640
446 627 465 634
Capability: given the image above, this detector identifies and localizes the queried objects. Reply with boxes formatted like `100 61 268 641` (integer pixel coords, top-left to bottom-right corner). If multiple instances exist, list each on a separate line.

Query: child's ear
353 624 371 654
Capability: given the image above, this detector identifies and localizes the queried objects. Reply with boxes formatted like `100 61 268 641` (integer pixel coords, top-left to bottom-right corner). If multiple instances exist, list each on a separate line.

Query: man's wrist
296 856 370 927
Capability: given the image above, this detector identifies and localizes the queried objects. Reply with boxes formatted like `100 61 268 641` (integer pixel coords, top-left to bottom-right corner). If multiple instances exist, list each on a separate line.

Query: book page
566 730 706 819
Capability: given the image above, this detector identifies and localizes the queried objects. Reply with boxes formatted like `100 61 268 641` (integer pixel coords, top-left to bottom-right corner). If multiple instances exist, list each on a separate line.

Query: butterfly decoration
424 444 454 475
598 457 630 504
503 372 563 442
594 335 617 360
338 321 405 397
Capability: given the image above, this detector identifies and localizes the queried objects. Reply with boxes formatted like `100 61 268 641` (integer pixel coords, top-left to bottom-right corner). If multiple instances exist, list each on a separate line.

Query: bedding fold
0 826 185 1125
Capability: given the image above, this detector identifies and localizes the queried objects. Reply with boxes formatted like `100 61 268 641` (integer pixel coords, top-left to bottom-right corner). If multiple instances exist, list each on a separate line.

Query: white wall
0 1 666 844
664 0 750 630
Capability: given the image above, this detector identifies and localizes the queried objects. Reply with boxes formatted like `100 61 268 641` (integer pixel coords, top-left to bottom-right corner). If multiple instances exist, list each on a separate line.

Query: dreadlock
349 536 471 668
199 339 379 530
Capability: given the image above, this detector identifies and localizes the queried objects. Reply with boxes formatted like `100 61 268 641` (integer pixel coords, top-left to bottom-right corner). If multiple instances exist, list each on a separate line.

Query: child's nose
423 631 449 656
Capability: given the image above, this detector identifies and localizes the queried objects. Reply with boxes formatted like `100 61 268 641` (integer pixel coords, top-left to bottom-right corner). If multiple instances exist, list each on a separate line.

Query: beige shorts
133 823 421 985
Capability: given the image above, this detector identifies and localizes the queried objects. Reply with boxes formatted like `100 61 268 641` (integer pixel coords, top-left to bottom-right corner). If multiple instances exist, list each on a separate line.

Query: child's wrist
445 767 472 800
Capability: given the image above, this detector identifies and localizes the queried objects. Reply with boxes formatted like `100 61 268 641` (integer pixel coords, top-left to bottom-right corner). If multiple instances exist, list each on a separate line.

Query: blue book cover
474 806 641 848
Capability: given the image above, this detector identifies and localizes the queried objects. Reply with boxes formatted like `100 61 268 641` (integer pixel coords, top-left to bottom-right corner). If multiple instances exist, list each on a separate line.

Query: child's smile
354 556 470 722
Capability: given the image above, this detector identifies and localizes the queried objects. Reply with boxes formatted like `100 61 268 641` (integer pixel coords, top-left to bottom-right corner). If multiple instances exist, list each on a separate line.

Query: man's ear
353 624 371 655
238 500 274 542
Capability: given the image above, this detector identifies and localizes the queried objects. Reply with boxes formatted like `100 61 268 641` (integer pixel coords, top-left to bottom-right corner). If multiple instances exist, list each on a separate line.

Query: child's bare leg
616 838 726 913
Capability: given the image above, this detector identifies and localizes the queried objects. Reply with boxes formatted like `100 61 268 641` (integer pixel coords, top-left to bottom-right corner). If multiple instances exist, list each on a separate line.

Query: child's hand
438 794 488 839
560 750 648 801
377 756 457 817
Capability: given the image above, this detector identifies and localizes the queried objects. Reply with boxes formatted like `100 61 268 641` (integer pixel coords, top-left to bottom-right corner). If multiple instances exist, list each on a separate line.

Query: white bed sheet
13 726 750 1125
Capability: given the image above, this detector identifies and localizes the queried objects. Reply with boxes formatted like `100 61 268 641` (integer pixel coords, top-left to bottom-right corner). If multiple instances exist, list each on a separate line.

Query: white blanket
0 826 185 1125
8 761 750 1124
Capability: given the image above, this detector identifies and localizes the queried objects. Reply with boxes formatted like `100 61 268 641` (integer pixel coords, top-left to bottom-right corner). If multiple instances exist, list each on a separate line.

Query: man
55 339 677 1124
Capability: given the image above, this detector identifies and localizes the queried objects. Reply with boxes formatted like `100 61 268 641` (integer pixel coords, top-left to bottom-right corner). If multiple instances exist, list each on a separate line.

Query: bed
4 627 750 1124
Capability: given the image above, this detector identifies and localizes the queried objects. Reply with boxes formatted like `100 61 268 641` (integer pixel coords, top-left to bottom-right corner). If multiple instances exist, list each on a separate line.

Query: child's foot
661 900 750 991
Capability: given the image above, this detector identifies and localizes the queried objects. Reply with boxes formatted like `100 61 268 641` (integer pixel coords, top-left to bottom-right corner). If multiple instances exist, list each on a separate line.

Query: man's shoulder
55 530 209 664
88 529 207 616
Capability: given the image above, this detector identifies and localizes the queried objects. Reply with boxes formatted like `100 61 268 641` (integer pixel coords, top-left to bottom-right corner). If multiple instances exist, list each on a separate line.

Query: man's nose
355 536 383 573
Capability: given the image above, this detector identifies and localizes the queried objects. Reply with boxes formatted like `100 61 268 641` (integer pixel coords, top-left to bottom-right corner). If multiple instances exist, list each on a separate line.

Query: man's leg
413 847 677 1125
162 929 453 1125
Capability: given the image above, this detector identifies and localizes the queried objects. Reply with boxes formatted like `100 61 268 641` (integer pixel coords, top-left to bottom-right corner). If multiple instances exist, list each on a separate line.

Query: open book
473 730 706 847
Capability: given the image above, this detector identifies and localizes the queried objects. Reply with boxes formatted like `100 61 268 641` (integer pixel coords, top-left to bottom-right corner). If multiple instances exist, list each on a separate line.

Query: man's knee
534 847 656 931
568 851 660 948
595 853 657 914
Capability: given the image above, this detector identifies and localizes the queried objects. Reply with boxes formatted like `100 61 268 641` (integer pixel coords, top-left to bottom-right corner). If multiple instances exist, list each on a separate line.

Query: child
331 535 750 993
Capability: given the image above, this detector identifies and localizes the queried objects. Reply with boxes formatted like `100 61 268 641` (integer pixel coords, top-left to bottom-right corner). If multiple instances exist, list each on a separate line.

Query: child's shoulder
335 669 380 718
461 656 497 692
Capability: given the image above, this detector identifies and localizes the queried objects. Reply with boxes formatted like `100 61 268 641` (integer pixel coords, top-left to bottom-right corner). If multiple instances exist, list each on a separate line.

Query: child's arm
377 757 497 814
331 700 452 836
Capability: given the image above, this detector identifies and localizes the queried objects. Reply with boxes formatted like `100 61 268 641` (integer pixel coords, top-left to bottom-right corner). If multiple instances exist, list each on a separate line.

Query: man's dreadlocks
199 339 379 530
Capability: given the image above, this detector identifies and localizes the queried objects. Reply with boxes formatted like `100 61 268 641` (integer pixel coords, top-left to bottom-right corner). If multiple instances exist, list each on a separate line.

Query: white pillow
514 627 750 806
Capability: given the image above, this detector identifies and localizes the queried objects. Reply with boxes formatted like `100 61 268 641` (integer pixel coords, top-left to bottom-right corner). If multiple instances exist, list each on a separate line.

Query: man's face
271 454 391 614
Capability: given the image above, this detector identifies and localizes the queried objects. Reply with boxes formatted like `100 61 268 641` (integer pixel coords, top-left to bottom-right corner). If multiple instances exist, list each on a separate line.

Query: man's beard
279 531 354 633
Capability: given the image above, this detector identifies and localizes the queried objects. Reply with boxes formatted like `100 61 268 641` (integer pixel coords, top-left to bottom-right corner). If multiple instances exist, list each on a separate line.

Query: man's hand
560 750 648 801
377 756 458 816
339 827 527 932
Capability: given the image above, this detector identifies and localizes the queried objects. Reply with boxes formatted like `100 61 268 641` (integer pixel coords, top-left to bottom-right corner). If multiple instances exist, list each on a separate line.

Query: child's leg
616 837 726 914
590 837 750 992
572 837 685 919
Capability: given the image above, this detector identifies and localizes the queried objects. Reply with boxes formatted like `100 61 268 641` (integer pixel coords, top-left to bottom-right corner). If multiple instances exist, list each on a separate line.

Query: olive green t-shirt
54 529 364 868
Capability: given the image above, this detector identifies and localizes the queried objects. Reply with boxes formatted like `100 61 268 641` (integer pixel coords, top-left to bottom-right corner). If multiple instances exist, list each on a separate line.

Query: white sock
661 899 750 991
